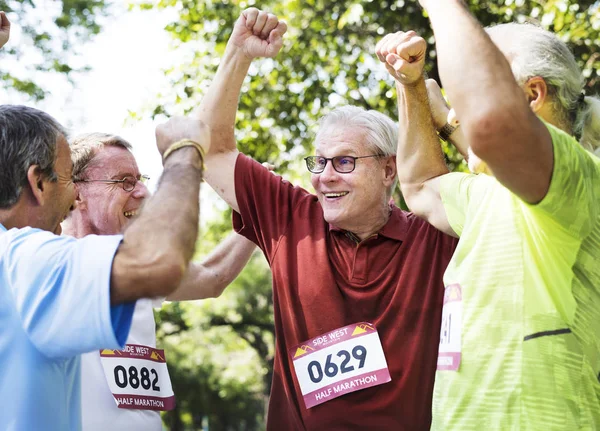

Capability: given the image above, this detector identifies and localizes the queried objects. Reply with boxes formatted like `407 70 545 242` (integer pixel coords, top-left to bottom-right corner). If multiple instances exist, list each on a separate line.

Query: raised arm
167 232 257 301
420 0 553 203
200 8 287 212
376 31 456 237
0 12 10 49
110 117 209 304
425 79 469 160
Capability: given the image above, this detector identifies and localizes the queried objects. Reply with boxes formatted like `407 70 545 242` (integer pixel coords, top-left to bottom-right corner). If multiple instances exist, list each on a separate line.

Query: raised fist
155 117 211 161
375 31 426 86
229 8 287 59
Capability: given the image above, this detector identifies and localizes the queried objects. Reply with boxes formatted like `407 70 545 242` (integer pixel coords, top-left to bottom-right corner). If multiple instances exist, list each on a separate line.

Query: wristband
162 139 205 164
438 123 457 142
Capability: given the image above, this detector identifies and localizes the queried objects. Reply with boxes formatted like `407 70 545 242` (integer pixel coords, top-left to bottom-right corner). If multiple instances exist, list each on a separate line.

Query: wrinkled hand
375 31 426 86
229 8 287 59
0 12 10 49
155 117 211 160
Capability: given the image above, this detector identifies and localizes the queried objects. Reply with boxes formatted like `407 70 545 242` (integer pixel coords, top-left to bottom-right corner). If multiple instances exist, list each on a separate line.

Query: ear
73 185 85 210
523 76 548 114
382 155 397 187
26 165 46 206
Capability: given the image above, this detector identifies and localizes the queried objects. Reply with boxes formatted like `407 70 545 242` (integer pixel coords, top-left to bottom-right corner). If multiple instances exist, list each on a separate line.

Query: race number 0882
307 345 367 383
114 365 160 391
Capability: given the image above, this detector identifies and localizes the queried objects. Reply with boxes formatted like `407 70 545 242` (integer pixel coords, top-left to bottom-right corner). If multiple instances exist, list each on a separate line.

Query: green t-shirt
434 123 600 430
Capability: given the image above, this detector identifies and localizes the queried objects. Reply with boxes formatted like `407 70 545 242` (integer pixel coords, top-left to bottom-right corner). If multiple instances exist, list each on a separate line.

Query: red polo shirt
233 154 457 430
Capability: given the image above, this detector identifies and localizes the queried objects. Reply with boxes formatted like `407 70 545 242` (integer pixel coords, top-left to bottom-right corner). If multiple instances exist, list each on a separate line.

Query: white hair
487 23 600 153
317 106 398 155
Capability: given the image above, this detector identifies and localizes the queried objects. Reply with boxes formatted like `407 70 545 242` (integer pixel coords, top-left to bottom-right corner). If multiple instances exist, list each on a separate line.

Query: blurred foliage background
3 0 599 429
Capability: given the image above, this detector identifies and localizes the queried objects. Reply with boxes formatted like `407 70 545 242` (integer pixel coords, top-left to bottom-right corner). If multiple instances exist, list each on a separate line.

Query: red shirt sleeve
232 153 317 261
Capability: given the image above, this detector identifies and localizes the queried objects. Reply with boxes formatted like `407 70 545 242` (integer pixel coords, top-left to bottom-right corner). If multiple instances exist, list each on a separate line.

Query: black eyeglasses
74 175 150 192
304 155 383 174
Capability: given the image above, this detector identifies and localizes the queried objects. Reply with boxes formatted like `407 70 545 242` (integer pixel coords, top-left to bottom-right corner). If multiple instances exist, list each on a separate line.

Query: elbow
145 257 188 298
400 183 428 217
135 252 188 298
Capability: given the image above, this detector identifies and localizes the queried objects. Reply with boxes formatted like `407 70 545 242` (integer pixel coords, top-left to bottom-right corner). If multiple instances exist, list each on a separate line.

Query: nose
318 159 339 182
132 181 150 199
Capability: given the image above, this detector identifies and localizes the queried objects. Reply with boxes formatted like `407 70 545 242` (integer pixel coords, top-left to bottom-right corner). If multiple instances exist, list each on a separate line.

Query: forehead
85 145 139 177
314 126 370 156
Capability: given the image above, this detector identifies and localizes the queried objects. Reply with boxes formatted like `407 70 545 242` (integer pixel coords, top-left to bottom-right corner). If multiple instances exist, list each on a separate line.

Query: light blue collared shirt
0 223 135 430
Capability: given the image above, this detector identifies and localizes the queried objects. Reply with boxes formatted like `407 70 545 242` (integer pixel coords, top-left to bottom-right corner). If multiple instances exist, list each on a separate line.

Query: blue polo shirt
0 223 135 430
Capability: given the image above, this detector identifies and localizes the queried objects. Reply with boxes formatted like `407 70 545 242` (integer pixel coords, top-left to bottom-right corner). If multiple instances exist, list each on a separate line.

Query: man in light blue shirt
0 27 210 429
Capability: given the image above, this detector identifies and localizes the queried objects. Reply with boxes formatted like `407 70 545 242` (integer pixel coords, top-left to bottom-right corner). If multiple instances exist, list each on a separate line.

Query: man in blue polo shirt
0 28 210 428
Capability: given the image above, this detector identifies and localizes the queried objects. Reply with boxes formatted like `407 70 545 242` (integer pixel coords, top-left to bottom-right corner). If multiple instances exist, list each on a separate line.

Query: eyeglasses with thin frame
304 155 383 174
74 175 150 192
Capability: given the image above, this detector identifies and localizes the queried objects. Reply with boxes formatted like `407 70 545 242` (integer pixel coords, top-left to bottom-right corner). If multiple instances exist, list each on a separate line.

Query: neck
0 199 43 230
538 103 573 136
346 202 392 241
61 214 93 239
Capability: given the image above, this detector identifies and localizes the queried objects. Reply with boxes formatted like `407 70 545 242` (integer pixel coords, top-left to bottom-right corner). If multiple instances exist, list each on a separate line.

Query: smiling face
310 125 396 238
74 145 149 235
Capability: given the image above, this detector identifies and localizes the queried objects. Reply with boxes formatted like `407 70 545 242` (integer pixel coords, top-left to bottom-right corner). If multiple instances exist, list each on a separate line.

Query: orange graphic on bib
151 351 165 361
352 323 375 336
293 345 315 358
100 349 123 356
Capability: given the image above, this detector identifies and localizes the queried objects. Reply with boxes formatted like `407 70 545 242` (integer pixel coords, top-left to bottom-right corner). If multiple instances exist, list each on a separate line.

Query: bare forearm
111 149 203 303
397 80 448 190
199 46 253 155
168 233 256 301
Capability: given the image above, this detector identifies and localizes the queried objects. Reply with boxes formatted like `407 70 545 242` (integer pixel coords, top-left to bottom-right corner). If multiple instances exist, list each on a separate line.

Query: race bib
100 344 175 411
437 283 462 371
290 322 391 409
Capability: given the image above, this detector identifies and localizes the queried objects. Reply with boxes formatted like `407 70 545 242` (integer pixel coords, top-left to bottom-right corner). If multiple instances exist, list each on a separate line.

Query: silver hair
316 106 399 156
69 132 133 181
316 106 399 192
486 23 600 152
0 105 67 209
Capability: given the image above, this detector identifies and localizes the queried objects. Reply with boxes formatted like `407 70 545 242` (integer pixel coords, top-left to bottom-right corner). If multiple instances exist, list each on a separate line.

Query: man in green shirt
376 2 600 429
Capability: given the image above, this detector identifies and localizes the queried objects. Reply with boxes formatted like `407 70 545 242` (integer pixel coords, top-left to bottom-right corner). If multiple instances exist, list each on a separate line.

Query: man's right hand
155 117 211 160
0 12 10 49
229 8 287 60
375 31 426 86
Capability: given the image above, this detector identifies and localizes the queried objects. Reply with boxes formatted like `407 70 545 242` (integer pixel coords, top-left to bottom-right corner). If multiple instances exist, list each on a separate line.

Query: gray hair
316 106 399 157
0 105 67 209
486 23 600 152
70 132 133 181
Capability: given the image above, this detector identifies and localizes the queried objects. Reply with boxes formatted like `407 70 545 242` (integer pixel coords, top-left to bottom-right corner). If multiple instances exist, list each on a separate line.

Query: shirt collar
0 223 6 232
328 205 407 242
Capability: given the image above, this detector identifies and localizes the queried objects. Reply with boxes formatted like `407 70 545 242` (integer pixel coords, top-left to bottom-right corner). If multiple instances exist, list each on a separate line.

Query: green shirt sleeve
439 172 492 236
530 122 600 238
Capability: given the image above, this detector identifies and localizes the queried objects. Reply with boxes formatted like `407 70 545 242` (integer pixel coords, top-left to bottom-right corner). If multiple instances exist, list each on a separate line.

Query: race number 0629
307 345 366 383
113 365 160 391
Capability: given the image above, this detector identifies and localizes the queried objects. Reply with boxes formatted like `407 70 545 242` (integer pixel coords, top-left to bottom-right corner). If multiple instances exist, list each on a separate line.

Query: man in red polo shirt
197 8 457 430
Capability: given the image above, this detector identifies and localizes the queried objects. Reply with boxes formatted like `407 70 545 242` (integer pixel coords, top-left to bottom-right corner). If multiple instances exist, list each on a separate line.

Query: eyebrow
109 172 140 180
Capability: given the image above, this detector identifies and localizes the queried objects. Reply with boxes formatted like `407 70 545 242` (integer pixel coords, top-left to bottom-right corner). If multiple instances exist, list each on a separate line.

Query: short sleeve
439 172 492 236
530 122 600 238
233 153 315 261
4 229 131 359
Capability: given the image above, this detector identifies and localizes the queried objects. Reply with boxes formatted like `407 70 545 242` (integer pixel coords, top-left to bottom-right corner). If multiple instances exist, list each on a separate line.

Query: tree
0 0 110 100
134 1 600 428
